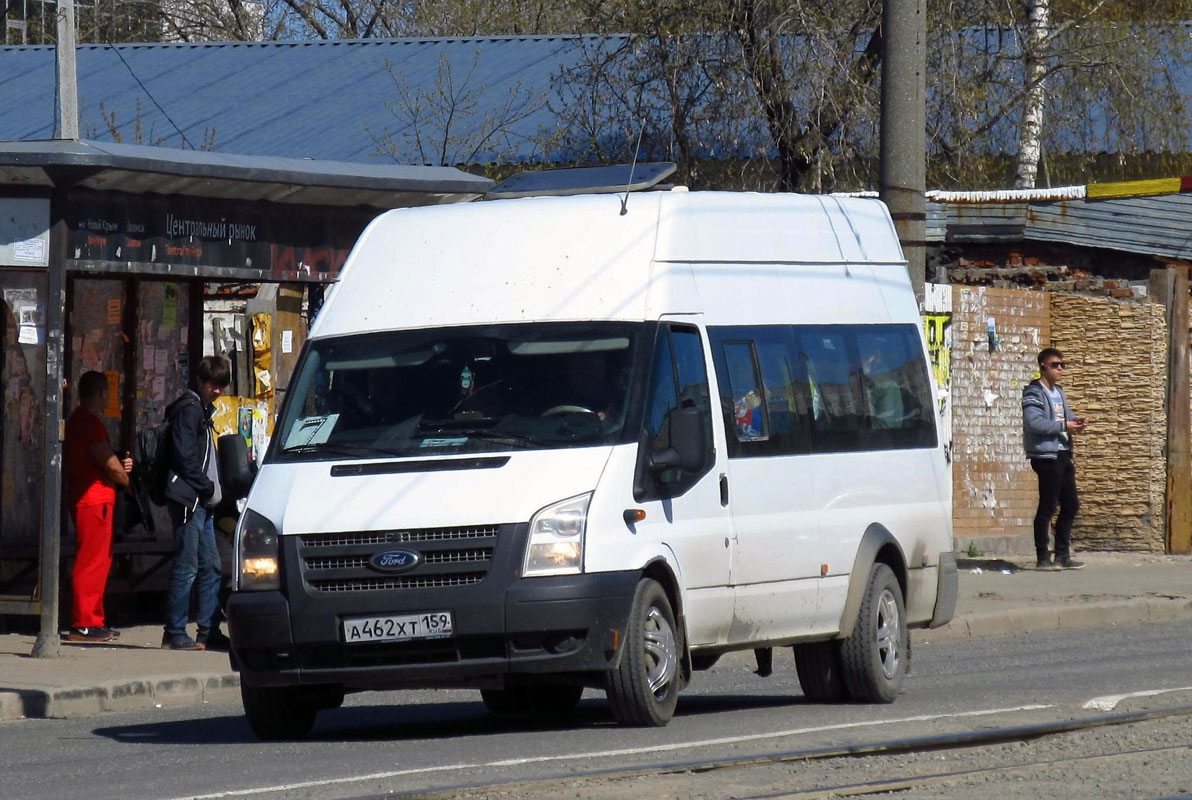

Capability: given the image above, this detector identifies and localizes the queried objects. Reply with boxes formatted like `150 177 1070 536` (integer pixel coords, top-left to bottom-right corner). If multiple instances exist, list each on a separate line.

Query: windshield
272 322 643 461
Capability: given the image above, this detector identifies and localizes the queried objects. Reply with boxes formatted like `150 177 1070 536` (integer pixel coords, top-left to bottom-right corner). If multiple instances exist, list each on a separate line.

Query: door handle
719 473 729 507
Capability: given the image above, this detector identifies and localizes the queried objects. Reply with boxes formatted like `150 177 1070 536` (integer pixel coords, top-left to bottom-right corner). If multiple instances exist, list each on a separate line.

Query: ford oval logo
370 549 422 573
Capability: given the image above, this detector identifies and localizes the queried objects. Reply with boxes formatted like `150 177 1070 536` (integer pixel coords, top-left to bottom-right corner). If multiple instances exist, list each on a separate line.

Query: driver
556 354 614 421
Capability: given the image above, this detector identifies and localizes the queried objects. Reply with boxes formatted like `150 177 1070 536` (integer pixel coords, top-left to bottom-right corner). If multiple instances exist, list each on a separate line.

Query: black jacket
163 390 214 510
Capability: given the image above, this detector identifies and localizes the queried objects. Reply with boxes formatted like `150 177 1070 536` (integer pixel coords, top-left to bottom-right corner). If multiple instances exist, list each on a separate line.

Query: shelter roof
0 138 491 206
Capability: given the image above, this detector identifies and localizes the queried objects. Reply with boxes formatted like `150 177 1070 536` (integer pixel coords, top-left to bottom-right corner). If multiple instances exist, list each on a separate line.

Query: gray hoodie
1021 379 1074 460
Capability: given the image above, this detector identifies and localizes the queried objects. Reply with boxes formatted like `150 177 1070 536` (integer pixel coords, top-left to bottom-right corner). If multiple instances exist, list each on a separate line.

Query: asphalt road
4 618 1192 800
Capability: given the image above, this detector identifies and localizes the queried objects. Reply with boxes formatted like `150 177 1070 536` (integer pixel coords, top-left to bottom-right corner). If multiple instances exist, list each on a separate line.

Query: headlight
522 493 590 577
236 508 281 591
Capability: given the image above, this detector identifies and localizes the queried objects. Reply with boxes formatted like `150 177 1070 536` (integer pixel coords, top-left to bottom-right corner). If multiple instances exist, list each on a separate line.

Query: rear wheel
840 563 907 703
793 641 848 702
606 578 682 726
240 684 319 741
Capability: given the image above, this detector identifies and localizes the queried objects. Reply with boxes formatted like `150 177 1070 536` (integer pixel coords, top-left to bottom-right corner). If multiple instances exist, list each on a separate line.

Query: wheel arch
836 524 908 639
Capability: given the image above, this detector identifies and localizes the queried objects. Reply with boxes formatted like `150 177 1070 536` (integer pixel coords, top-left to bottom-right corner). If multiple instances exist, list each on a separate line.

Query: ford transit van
227 190 957 739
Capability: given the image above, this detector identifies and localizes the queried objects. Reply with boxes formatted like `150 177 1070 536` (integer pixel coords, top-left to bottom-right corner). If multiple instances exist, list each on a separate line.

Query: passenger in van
862 350 906 430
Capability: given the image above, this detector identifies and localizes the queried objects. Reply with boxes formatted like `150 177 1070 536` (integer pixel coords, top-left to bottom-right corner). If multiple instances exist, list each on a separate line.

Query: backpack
138 394 200 506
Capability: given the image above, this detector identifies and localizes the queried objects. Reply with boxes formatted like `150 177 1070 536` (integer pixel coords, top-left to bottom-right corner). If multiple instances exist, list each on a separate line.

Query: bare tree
365 50 553 168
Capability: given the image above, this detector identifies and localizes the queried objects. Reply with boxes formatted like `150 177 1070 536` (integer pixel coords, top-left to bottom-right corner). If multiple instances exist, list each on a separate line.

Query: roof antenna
620 120 645 216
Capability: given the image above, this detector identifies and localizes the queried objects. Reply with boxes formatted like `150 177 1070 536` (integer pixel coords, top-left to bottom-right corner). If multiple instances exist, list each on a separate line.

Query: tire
606 578 682 726
480 686 529 715
531 684 584 715
481 684 584 716
240 683 318 741
840 563 907 703
793 641 848 702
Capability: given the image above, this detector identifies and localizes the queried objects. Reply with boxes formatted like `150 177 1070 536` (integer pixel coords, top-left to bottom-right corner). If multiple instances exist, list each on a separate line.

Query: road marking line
1083 687 1192 711
175 703 1051 800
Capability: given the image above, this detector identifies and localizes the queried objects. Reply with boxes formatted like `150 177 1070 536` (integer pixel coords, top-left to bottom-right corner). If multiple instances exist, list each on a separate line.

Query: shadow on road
91 692 807 745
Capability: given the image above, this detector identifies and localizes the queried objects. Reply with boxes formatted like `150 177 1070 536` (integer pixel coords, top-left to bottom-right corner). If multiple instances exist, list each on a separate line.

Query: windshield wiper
445 429 547 449
281 442 403 458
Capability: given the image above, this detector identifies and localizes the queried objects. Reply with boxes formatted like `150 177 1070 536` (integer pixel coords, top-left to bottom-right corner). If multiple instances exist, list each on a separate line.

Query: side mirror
217 433 256 501
649 405 707 473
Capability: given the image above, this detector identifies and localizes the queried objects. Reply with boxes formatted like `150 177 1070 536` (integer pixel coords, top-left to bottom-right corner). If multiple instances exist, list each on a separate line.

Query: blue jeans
165 503 222 638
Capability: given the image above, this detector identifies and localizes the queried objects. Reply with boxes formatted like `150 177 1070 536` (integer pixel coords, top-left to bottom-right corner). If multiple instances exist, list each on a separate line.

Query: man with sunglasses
1022 348 1087 570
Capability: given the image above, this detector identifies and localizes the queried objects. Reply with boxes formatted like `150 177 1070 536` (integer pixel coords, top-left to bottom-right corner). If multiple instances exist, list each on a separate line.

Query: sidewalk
1 552 1189 722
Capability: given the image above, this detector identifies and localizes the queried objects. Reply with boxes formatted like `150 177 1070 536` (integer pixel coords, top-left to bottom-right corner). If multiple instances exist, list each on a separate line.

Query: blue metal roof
0 37 610 164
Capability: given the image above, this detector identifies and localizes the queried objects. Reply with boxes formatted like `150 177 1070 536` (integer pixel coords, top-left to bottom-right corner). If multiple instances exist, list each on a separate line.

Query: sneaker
1055 557 1086 570
68 626 117 643
161 633 206 651
1036 558 1059 571
198 629 231 652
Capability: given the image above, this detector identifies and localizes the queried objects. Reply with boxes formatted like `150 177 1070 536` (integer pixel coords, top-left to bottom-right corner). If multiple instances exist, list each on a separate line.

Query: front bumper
227 570 639 690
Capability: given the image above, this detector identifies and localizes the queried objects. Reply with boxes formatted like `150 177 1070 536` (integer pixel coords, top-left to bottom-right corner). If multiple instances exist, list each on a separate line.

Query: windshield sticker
284 413 340 448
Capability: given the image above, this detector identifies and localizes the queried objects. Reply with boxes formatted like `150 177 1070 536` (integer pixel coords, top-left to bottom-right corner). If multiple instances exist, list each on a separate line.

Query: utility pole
55 0 79 139
33 0 77 659
880 0 927 305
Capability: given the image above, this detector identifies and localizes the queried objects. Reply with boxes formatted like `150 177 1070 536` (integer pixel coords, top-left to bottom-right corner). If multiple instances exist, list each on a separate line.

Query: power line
105 41 195 149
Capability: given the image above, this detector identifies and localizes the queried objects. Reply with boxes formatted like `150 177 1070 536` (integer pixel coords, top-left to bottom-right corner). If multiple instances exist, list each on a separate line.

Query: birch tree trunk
1014 0 1050 189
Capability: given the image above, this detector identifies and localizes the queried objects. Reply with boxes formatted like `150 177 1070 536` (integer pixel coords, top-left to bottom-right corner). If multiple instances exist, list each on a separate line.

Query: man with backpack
161 355 232 651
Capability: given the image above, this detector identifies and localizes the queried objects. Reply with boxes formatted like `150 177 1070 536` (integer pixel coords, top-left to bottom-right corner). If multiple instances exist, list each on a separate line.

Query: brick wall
949 287 1168 554
1050 294 1167 552
951 287 1049 554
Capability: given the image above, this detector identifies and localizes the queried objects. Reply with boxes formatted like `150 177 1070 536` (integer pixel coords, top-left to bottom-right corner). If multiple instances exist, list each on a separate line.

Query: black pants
1030 450 1079 560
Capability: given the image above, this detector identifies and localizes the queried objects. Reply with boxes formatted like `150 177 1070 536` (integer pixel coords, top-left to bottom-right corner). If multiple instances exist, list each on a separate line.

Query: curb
922 597 1192 643
0 672 239 722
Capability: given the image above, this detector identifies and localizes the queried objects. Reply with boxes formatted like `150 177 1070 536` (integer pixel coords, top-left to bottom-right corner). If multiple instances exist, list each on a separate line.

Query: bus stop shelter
0 139 491 656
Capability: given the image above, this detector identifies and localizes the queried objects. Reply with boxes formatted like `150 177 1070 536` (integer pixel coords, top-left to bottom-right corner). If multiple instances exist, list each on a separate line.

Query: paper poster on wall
107 299 122 325
17 305 41 326
154 348 168 373
17 325 40 345
152 376 166 402
104 371 121 417
281 330 293 354
13 239 46 263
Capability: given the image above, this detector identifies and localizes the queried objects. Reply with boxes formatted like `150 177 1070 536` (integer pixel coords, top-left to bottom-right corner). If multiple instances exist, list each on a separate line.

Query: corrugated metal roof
930 189 1192 260
0 37 609 164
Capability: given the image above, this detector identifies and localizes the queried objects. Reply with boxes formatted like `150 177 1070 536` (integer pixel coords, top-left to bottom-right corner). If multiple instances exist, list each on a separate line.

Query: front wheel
606 578 682 726
840 563 907 703
240 684 319 741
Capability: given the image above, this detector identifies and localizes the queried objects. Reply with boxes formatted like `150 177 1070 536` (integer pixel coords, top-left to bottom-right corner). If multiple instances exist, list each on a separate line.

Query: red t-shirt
65 407 116 508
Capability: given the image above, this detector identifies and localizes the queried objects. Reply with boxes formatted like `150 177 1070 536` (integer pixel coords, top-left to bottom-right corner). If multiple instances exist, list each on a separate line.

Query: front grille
309 573 486 592
300 526 500 547
297 525 502 593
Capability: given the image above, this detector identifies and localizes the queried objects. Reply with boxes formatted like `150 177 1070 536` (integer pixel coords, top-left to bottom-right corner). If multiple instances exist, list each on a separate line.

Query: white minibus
227 189 957 739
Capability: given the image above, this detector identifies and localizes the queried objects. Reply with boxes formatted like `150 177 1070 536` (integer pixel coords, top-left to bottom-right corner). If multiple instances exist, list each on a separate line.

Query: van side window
722 342 767 442
711 323 936 457
795 327 866 453
855 326 937 449
636 324 714 500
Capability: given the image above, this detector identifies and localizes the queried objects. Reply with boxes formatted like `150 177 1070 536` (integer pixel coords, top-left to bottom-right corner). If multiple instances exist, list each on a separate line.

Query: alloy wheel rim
643 605 678 697
876 588 901 680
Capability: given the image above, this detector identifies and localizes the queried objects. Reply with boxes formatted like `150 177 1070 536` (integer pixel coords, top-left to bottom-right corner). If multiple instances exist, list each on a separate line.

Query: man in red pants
64 371 133 643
